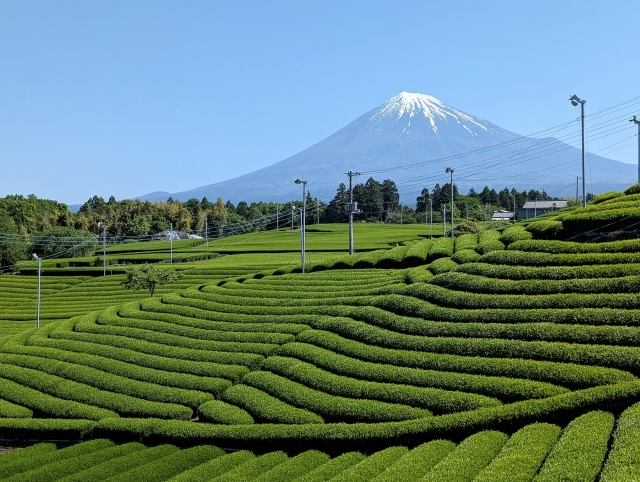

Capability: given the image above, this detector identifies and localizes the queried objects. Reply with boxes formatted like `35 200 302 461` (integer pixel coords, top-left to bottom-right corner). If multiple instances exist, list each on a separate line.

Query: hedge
254 450 329 482
525 220 564 239
450 249 481 264
376 246 409 269
278 341 568 402
262 355 501 413
167 450 255 482
197 400 254 425
473 423 560 482
371 439 455 481
499 225 533 245
352 250 388 269
403 240 434 267
295 330 631 388
0 418 95 440
0 398 33 418
427 257 458 275
508 238 640 254
294 452 366 482
0 443 56 467
593 191 624 203
475 230 505 255
404 266 433 284
58 444 179 482
240 370 432 423
427 238 454 261
219 384 324 424
454 233 478 252
329 446 408 482
207 451 288 482
561 207 640 231
534 410 614 482
0 439 114 479
421 430 508 482
459 259 640 278
3 442 144 482
600 401 640 481
0 362 193 420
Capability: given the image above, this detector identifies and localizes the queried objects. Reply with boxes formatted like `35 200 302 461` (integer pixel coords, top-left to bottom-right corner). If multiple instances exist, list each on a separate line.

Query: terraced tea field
2 188 640 480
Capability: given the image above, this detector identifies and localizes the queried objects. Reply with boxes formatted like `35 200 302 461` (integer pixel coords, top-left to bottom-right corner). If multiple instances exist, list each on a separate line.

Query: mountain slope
139 93 635 203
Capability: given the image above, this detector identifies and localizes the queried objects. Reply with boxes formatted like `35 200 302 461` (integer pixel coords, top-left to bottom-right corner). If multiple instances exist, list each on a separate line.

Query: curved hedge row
475 230 505 255
457 260 640 279
196 400 254 425
600 400 640 481
509 238 640 254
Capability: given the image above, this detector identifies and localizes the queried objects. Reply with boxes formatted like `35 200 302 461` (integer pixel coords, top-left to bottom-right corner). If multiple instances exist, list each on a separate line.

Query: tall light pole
576 176 581 206
345 171 360 254
205 216 208 247
445 167 454 239
442 205 446 237
169 223 173 264
32 253 41 328
631 115 640 184
294 178 307 272
569 95 587 207
400 202 403 225
465 203 468 222
512 194 516 222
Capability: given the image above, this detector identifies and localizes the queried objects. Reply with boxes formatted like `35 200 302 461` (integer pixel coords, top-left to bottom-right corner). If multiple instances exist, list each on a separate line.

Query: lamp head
294 178 306 185
569 95 585 106
32 253 38 260
445 167 453 174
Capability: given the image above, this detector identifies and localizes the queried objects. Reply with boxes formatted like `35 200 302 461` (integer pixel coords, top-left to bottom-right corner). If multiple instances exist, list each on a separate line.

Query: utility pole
32 254 41 328
443 205 446 237
316 199 319 224
290 203 294 230
569 95 587 207
534 197 537 218
345 171 360 254
276 203 279 229
465 203 468 222
294 178 307 272
484 203 488 227
205 217 208 247
631 116 640 184
512 194 516 222
98 222 106 276
445 167 454 239
170 222 173 264
576 176 581 206
429 198 433 239
400 202 403 225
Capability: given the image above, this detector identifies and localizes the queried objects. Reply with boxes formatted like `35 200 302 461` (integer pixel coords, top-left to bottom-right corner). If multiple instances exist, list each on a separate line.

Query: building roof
491 210 514 220
520 201 568 209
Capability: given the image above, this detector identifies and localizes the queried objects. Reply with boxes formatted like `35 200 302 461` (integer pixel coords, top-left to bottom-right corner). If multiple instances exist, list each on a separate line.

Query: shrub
219 384 324 424
254 450 330 482
600 401 640 481
329 447 408 482
0 443 56 467
403 240 434 267
454 233 478 252
197 400 254 425
207 451 288 481
473 423 560 482
475 230 505 254
453 221 482 235
421 431 508 482
294 452 366 482
376 246 409 269
427 238 454 261
404 266 433 284
535 410 614 482
593 191 623 203
0 398 32 418
624 183 640 195
525 220 564 239
167 450 255 482
450 249 480 264
499 225 533 245
371 440 455 481
427 257 458 275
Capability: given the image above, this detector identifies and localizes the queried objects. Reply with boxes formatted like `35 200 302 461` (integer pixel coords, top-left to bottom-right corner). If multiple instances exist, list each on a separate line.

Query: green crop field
2 187 640 480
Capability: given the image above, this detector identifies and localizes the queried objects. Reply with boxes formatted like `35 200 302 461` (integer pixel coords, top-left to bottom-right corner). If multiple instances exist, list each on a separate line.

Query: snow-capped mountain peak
368 92 490 136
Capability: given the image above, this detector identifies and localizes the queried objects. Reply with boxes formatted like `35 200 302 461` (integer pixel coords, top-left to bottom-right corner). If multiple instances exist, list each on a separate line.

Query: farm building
516 200 568 220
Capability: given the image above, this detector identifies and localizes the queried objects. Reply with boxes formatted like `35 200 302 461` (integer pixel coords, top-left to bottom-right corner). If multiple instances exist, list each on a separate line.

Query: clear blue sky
1 0 638 204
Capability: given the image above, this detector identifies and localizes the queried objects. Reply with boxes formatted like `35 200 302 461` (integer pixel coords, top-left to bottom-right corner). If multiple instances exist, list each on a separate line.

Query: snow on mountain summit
368 92 492 136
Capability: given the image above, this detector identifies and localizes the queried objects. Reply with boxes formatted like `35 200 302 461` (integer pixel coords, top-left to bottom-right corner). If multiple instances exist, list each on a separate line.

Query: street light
294 178 307 273
445 167 454 239
32 253 42 328
569 95 587 208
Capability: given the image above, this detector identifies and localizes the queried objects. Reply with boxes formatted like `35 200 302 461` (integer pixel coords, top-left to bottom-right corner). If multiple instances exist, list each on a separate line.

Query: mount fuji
138 92 636 204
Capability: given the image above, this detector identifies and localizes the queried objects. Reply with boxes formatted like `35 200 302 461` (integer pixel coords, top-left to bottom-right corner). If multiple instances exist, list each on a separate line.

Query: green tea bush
534 410 614 482
499 225 533 245
262 356 501 413
59 444 179 482
0 443 56 467
421 431 508 482
353 250 387 269
241 371 432 422
404 266 433 284
167 450 255 482
0 398 32 418
254 450 329 482
600 401 640 481
427 238 454 261
475 230 505 255
329 447 408 482
403 240 434 267
450 249 481 264
427 257 458 275
376 246 409 269
371 440 455 481
219 384 324 424
207 452 288 482
458 260 640 279
295 452 366 482
473 423 560 482
197 400 254 425
525 220 564 239
454 234 478 252
593 191 623 203
624 183 640 195
509 238 640 254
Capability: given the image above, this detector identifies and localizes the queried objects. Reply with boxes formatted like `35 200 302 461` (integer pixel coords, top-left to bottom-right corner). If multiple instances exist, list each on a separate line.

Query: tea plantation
2 187 640 480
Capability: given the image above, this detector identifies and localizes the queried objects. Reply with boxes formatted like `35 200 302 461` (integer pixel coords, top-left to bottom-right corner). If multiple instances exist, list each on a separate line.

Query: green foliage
197 400 254 425
525 220 564 239
453 220 483 235
624 183 640 195
421 431 508 482
371 440 455 481
30 227 97 258
0 443 56 467
600 401 640 481
207 452 287 481
535 411 614 482
403 240 433 267
593 191 624 203
499 225 533 244
475 229 505 254
454 233 478 251
254 450 329 482
473 423 560 482
167 450 255 482
122 264 183 297
427 237 454 261
330 446 408 482
450 249 481 264
295 452 366 482
509 238 640 254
